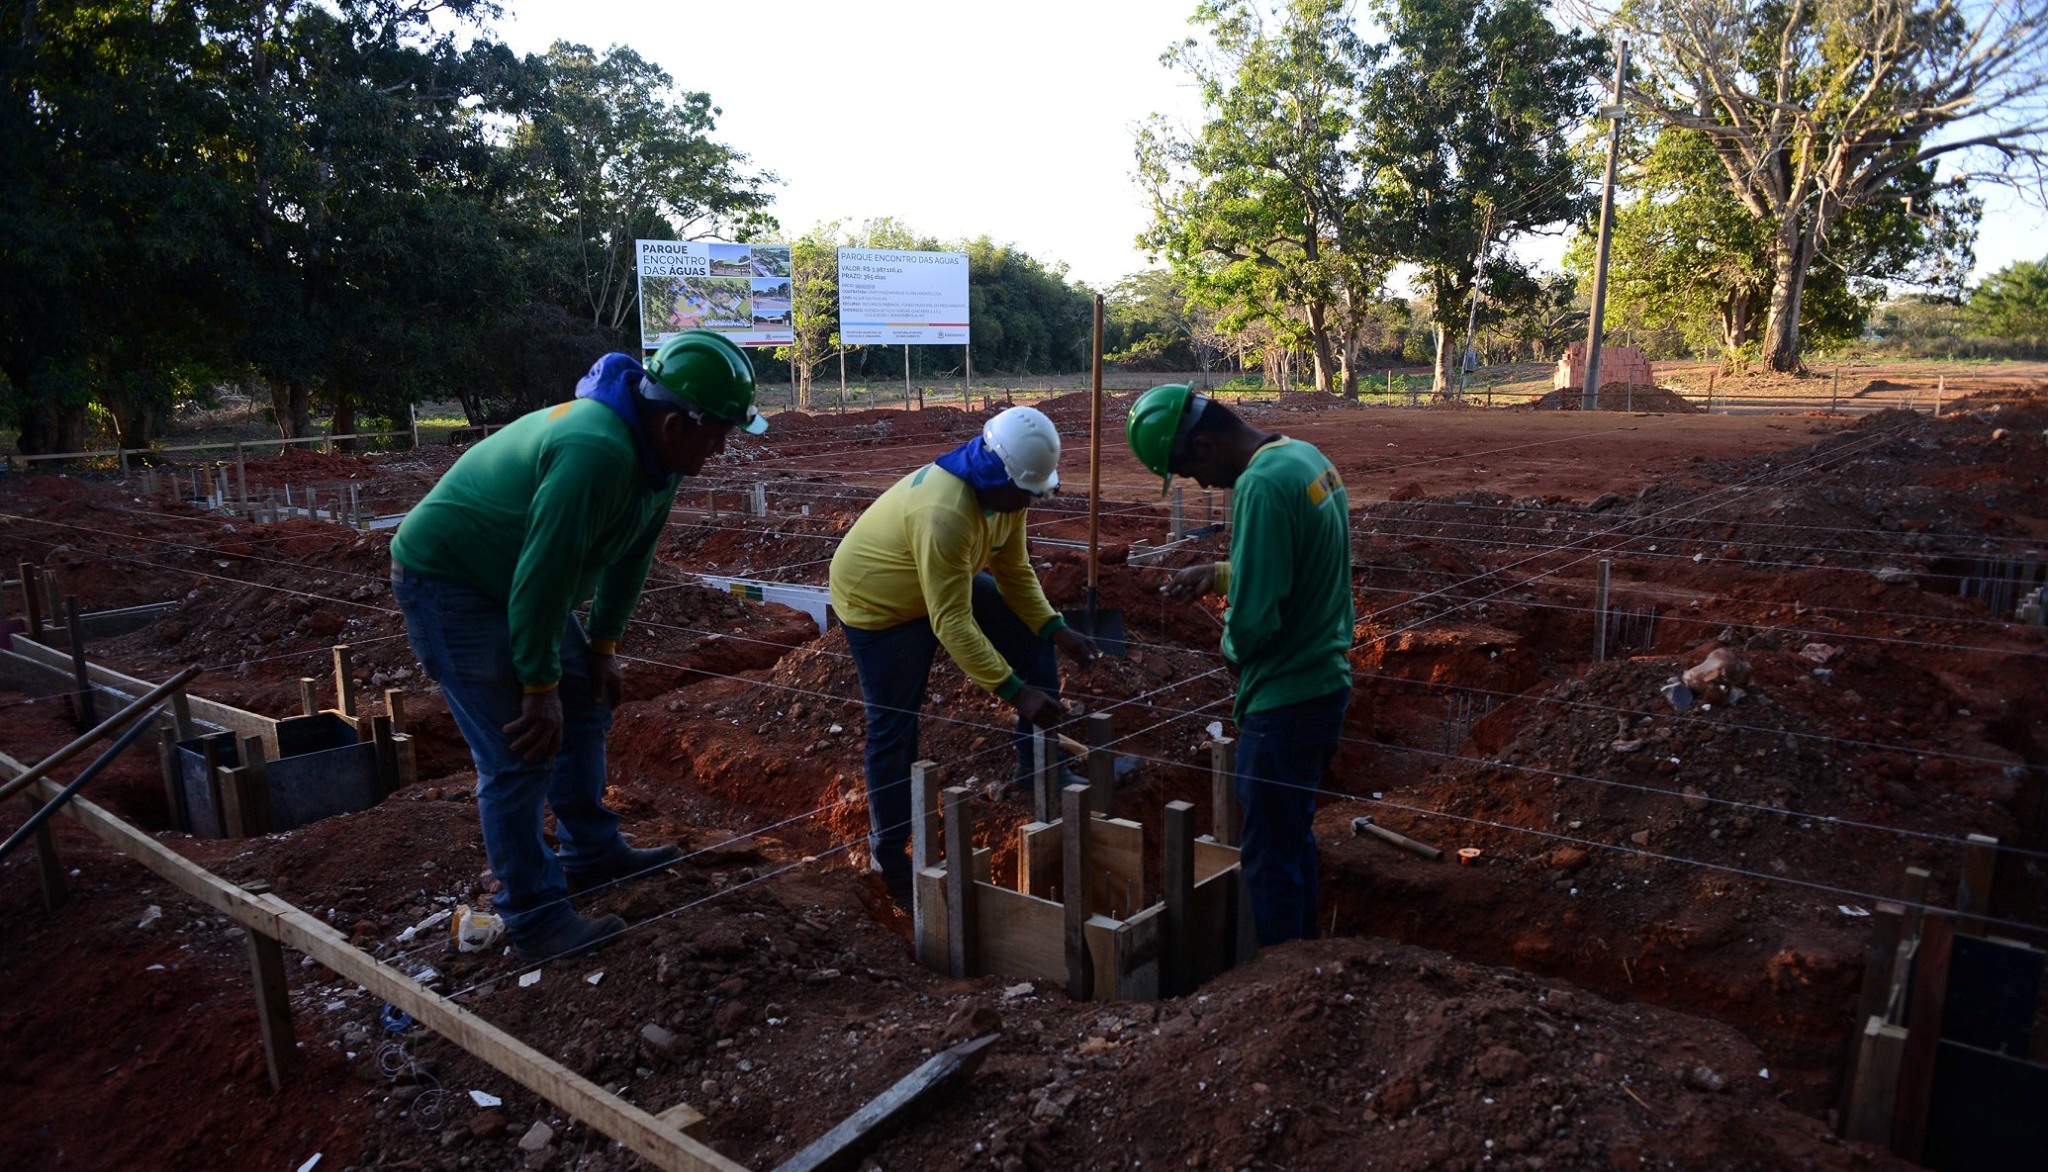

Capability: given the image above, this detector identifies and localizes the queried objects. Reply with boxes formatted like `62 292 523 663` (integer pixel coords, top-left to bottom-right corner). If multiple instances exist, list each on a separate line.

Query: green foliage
1964 257 2048 353
1358 0 1604 394
1138 0 1378 394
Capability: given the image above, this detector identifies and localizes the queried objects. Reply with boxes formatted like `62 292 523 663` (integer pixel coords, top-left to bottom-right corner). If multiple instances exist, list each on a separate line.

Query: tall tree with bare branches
1594 0 2048 371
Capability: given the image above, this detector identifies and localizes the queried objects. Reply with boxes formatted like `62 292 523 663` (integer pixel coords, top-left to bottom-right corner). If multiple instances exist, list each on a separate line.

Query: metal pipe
0 705 164 863
0 665 203 805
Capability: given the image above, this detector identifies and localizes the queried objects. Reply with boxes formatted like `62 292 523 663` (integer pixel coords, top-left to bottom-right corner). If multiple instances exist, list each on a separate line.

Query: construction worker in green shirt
1126 383 1354 946
391 331 767 962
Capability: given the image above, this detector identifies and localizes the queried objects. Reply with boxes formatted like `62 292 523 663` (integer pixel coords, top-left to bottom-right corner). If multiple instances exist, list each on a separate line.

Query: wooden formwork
909 760 1255 1001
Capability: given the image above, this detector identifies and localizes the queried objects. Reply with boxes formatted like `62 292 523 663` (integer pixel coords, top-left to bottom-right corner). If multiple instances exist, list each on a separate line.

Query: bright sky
490 0 2044 291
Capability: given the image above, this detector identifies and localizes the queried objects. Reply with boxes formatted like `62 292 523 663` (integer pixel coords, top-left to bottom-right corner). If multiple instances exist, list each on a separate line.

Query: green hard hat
643 331 767 434
1126 383 1198 495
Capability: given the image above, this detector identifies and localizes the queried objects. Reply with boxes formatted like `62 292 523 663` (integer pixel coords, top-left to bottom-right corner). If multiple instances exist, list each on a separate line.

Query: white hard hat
982 406 1061 495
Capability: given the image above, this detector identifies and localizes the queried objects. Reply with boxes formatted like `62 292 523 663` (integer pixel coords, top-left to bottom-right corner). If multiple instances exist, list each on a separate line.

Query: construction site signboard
837 248 971 344
636 239 795 350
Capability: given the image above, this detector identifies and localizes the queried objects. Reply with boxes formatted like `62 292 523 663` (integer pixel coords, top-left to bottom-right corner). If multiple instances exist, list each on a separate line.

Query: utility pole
1582 37 1627 412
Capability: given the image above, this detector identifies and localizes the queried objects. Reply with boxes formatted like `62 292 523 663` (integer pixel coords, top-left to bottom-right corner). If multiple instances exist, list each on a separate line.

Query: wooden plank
910 761 939 968
332 645 357 719
1210 737 1237 847
1087 817 1144 918
775 1034 996 1172
1084 915 1118 1002
7 635 274 754
22 793 68 911
913 867 948 972
1892 912 1954 1160
19 563 44 640
1164 802 1195 998
241 879 296 1090
384 689 408 736
391 733 416 793
1899 866 1932 941
1033 728 1056 823
157 727 188 833
971 884 1065 982
370 715 399 797
1837 900 1904 1129
909 760 939 872
1957 834 1999 937
65 596 96 729
1085 711 1115 818
298 677 318 717
1843 1016 1906 1145
239 735 274 835
1112 903 1165 1001
1193 837 1239 885
19 778 751 1172
1188 866 1236 986
1018 821 1059 900
1062 785 1092 1000
219 765 253 838
943 786 974 980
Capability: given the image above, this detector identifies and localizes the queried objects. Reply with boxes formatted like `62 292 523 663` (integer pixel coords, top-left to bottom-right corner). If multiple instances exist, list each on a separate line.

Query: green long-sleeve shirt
390 399 676 690
1216 437 1354 720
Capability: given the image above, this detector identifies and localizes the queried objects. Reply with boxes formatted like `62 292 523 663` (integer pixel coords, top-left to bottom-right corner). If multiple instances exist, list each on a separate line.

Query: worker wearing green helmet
1126 384 1354 946
390 331 767 962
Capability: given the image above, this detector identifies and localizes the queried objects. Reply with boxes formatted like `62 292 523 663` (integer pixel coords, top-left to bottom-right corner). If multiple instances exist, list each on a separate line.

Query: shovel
1061 294 1127 657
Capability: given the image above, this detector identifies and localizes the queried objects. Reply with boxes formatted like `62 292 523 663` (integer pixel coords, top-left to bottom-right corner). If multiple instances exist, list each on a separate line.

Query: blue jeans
392 564 624 941
842 573 1059 895
1235 687 1350 947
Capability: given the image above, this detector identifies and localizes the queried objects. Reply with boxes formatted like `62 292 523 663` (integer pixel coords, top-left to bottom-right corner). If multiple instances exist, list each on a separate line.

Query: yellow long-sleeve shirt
828 464 1063 697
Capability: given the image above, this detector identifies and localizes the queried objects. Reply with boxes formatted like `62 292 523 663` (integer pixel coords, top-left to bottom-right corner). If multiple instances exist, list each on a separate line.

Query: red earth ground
3 370 2044 1171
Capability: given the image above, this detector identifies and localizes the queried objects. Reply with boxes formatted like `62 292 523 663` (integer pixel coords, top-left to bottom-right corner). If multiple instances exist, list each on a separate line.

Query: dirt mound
1528 383 1701 412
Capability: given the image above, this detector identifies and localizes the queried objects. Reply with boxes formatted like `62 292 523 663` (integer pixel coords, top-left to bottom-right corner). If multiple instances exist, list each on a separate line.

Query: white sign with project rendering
636 239 794 350
837 249 970 344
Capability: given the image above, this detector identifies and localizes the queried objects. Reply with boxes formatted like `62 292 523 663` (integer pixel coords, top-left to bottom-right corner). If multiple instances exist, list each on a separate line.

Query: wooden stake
383 689 408 736
1062 783 1093 1000
942 785 975 980
64 596 96 729
1844 1015 1907 1145
298 677 318 717
158 727 189 833
370 715 399 797
1085 712 1115 818
238 734 273 835
1838 900 1905 1130
1032 727 1056 823
1164 800 1195 997
331 644 357 719
1957 834 1999 937
23 793 68 911
1594 559 1612 663
1210 737 1238 847
241 879 297 1091
20 563 44 641
1892 913 1954 1159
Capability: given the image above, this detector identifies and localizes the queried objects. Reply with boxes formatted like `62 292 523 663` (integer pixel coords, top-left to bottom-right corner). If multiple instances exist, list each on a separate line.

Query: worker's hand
504 689 565 763
1010 685 1066 729
1051 626 1100 666
1163 563 1218 601
590 651 623 707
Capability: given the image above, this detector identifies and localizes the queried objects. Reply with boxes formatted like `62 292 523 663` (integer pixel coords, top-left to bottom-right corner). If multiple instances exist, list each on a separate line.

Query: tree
1598 0 2048 372
1357 0 1605 396
1966 256 2048 352
510 42 776 347
776 222 844 407
1139 0 1375 395
1566 123 1977 362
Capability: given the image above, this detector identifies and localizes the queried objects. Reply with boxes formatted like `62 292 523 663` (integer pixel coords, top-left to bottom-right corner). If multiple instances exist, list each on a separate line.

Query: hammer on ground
1351 815 1444 862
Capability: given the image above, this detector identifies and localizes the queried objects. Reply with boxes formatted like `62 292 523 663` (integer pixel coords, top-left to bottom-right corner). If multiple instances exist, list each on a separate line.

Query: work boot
511 911 625 963
564 844 684 893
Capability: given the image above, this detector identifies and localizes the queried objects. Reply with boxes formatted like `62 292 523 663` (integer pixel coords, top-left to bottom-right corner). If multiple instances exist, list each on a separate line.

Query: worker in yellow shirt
829 406 1100 907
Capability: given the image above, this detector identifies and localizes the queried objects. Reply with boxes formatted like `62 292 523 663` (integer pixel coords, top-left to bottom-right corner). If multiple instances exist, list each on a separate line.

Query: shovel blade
1062 607 1127 658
